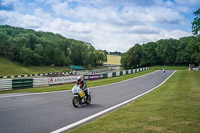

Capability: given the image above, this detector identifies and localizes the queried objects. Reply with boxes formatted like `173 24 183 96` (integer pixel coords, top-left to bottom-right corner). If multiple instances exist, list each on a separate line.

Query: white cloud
161 30 192 39
175 0 200 6
1 0 16 6
50 1 69 16
0 0 195 52
46 1 186 26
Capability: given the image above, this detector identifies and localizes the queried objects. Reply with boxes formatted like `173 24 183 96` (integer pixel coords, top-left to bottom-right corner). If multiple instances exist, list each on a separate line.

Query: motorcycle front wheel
86 94 91 105
72 96 80 107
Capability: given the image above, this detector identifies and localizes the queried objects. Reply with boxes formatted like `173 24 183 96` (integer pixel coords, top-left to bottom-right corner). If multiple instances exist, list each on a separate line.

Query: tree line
0 25 107 67
121 36 200 69
107 51 121 55
121 8 200 69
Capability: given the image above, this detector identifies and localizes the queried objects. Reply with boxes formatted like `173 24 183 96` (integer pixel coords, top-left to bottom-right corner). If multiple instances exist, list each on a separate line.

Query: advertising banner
46 76 79 85
84 74 103 80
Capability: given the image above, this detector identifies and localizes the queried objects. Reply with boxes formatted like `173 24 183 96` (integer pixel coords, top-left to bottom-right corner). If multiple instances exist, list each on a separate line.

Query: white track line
51 70 176 133
0 70 158 98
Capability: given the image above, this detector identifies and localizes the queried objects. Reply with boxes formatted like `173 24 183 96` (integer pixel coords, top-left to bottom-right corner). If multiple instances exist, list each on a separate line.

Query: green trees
33 44 44 65
20 46 33 65
156 39 178 65
187 36 200 64
121 36 200 69
94 50 107 65
0 25 106 67
192 8 200 36
141 42 160 66
190 8 200 65
175 37 193 65
121 44 141 69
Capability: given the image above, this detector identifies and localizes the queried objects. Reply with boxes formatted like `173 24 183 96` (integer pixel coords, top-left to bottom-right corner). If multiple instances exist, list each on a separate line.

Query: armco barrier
0 79 12 91
126 70 128 75
112 72 116 77
103 73 108 78
0 67 149 91
12 78 33 89
33 78 49 88
119 71 123 76
83 67 149 81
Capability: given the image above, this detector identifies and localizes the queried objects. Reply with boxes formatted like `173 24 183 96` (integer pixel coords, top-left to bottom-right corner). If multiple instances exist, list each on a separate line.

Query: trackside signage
84 74 103 80
46 76 79 85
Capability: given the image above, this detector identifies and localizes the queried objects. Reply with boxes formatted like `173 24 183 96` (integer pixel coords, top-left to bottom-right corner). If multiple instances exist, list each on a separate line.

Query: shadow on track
77 103 103 109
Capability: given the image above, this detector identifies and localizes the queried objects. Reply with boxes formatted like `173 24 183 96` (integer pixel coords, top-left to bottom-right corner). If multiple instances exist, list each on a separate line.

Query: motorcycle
72 84 91 107
162 68 165 73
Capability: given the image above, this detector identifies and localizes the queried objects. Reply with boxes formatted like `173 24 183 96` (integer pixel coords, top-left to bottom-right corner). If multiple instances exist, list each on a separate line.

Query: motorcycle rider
162 68 165 73
77 76 88 97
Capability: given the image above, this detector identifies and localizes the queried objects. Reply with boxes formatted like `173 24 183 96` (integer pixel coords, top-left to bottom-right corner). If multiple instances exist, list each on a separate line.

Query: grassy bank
0 70 154 94
0 57 70 76
151 65 188 70
68 70 200 133
106 55 121 65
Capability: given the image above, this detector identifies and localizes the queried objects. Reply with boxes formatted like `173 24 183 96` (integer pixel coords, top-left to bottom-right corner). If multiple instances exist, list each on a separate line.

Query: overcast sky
0 0 199 52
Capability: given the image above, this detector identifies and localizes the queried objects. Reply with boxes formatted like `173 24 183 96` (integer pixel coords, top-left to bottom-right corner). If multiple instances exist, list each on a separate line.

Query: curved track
0 70 175 133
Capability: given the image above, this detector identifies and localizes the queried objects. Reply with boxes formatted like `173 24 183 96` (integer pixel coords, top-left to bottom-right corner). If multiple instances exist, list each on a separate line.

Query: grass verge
68 70 200 133
0 70 155 94
0 57 70 76
151 65 188 70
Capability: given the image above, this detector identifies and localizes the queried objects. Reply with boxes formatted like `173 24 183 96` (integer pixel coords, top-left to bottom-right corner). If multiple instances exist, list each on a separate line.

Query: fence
0 67 149 91
0 68 111 79
12 78 33 90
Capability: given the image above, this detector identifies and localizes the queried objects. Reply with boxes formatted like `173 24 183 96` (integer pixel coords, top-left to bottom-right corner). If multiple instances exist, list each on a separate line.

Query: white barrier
128 70 131 74
108 73 112 78
33 78 49 88
133 69 136 73
0 79 12 91
116 71 120 76
123 71 126 75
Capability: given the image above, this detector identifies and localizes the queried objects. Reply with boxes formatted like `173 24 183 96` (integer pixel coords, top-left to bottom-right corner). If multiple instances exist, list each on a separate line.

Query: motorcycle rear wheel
72 96 80 107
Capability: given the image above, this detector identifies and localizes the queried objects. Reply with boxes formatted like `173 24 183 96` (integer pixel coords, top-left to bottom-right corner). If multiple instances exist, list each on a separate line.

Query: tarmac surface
0 70 175 133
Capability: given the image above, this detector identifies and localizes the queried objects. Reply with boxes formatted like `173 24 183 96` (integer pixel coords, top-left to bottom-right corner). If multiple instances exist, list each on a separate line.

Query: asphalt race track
0 70 175 133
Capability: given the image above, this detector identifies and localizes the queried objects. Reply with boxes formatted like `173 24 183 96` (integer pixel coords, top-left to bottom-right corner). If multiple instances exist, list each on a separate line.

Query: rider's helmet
77 76 82 84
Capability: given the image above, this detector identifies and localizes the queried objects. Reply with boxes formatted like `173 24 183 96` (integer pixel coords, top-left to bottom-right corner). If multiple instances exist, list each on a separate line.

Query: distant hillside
0 25 106 67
